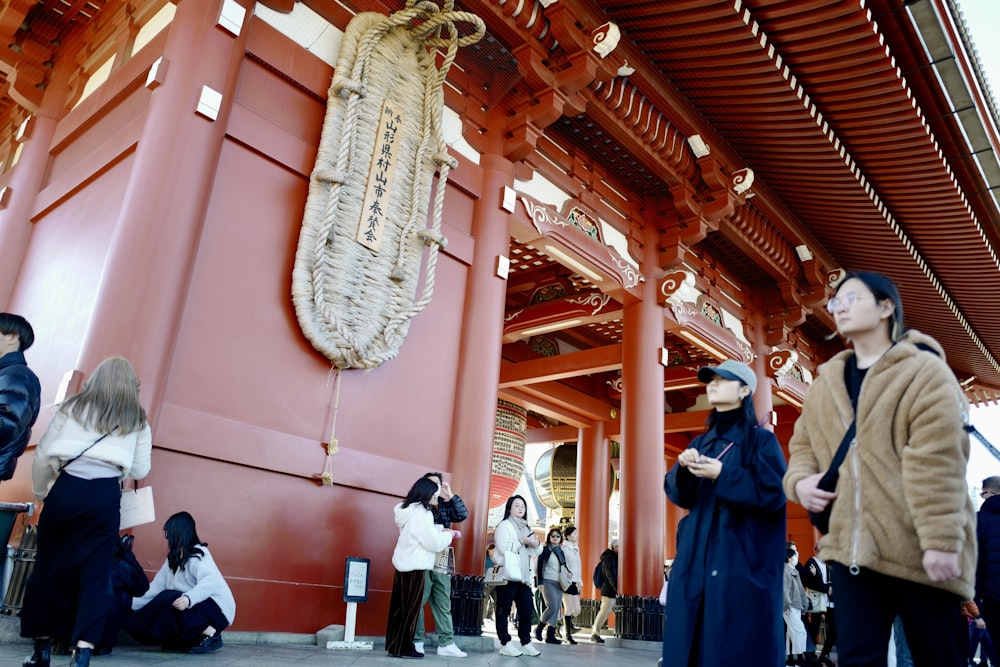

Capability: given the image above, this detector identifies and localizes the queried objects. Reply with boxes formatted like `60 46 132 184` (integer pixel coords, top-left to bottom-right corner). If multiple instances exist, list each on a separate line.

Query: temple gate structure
0 0 997 636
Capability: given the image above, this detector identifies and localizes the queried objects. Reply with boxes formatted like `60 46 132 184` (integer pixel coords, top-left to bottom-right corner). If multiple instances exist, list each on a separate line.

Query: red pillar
577 421 609 597
0 37 78 309
450 153 513 574
72 0 253 419
0 116 57 310
751 353 774 429
619 224 665 596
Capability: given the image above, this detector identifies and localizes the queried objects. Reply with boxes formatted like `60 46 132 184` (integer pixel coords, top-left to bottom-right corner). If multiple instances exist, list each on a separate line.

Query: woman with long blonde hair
21 357 152 667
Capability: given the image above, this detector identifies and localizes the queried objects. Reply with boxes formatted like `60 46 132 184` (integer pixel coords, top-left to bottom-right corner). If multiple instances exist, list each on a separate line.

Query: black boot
23 638 51 667
534 623 544 641
68 647 92 667
545 625 561 644
565 617 577 645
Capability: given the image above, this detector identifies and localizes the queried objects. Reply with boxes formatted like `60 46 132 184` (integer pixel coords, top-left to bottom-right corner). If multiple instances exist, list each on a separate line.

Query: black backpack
593 561 605 589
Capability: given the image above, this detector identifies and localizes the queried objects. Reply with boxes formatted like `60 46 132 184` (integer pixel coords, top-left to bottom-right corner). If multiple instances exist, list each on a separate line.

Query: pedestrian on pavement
590 538 619 644
483 543 498 622
800 547 835 667
785 271 975 667
0 313 40 483
493 494 543 657
127 511 235 655
785 547 811 665
534 527 567 645
663 359 787 667
979 477 1000 641
383 477 455 659
414 472 468 658
21 356 152 667
560 526 583 645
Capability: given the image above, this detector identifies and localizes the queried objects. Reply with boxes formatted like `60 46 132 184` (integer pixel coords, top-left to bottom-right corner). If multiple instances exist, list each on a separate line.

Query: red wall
0 11 487 634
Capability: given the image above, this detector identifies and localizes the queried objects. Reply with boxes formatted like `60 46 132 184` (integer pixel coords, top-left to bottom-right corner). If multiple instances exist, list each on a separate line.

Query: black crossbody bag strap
809 420 856 534
58 433 110 473
825 421 857 481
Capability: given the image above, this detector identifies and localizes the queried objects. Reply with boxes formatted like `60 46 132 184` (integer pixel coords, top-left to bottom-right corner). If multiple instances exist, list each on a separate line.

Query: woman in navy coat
663 360 786 667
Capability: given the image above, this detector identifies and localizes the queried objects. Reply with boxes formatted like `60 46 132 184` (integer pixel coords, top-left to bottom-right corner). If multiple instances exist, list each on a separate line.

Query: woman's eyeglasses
549 535 562 540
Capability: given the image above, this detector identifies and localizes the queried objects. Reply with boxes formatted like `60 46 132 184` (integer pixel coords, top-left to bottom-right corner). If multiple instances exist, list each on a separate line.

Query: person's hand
172 595 191 611
923 550 960 582
678 448 701 467
794 473 837 513
687 455 722 480
976 618 987 630
439 482 453 501
451 529 461 539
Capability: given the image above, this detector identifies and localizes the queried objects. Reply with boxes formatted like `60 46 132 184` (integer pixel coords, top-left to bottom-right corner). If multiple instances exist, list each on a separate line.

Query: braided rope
292 3 484 369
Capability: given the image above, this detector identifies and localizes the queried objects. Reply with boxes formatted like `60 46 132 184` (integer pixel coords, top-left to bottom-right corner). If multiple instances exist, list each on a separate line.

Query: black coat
430 494 468 528
977 495 1000 600
0 351 40 481
597 548 618 598
800 557 829 594
663 421 787 667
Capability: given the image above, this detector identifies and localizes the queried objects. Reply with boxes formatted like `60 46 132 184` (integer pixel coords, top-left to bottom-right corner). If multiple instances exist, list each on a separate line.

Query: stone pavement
0 637 660 667
0 620 663 667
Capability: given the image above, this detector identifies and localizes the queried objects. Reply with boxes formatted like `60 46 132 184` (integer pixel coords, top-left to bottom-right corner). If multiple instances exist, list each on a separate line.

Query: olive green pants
414 569 454 647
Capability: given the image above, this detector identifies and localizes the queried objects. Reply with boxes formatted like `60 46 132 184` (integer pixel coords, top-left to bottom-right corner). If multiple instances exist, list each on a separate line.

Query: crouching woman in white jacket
127 512 235 655
386 477 455 658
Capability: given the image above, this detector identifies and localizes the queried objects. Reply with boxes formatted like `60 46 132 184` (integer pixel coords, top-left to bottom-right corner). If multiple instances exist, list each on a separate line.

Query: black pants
496 581 533 646
126 590 229 647
20 474 120 645
830 562 965 667
821 606 837 658
385 569 425 656
981 598 1000 663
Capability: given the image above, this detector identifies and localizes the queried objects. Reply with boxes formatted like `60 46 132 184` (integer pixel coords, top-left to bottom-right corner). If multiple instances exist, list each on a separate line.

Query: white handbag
501 550 523 582
120 485 155 530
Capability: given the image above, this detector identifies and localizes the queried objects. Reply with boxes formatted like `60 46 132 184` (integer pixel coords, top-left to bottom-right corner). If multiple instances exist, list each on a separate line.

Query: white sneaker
499 642 523 657
437 643 467 657
413 642 424 655
520 643 541 657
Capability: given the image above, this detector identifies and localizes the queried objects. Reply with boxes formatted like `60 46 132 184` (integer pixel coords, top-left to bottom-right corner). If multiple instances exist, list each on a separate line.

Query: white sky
951 0 1000 491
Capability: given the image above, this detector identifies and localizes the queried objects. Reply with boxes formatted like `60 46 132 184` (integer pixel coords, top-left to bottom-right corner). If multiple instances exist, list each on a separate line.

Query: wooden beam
497 388 593 428
664 409 711 433
525 425 579 444
516 381 616 422
498 344 622 388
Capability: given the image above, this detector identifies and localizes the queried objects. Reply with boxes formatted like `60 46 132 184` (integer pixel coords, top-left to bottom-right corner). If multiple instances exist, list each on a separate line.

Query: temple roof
0 0 998 403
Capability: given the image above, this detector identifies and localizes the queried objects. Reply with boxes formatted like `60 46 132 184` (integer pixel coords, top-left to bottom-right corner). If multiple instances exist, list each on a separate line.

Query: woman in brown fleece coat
784 271 975 667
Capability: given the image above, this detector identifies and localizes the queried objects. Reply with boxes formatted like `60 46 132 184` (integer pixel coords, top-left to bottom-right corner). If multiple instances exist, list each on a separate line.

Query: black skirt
20 473 121 644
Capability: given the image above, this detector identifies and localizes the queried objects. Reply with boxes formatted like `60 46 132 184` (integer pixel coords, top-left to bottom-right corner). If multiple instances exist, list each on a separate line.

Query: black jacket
598 548 618 597
430 494 468 528
0 351 40 481
799 557 829 594
977 495 1000 600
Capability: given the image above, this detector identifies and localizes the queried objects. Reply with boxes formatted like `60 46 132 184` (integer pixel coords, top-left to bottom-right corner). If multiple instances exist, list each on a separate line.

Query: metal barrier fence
1 524 37 616
450 574 485 636
614 595 664 641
